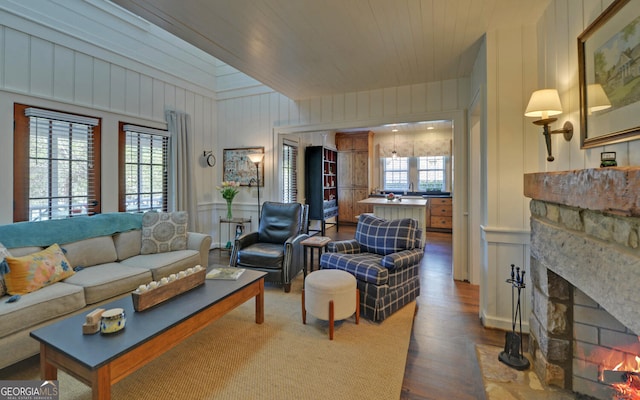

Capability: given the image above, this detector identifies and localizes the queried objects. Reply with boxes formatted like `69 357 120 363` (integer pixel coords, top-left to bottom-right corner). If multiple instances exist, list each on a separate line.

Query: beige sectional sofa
0 212 212 369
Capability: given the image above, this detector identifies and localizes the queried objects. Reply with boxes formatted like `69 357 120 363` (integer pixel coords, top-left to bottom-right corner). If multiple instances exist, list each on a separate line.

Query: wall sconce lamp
524 89 573 162
247 153 265 221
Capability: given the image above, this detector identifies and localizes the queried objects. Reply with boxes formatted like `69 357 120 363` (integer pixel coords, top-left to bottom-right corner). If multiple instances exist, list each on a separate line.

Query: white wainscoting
480 225 531 333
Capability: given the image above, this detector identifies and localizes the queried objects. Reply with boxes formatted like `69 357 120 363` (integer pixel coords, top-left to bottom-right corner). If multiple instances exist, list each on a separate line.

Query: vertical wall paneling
74 53 94 106
124 70 140 116
344 92 357 121
29 37 54 97
382 87 396 117
410 82 427 114
138 74 153 119
426 81 442 113
151 78 165 120
92 59 110 109
369 89 383 118
53 45 74 101
4 29 29 91
320 95 333 124
109 64 126 112
441 79 459 111
0 27 4 87
356 91 369 120
331 94 345 122
396 85 411 116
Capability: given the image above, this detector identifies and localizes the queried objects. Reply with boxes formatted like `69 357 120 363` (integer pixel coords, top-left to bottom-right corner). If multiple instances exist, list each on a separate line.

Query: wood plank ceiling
111 0 550 100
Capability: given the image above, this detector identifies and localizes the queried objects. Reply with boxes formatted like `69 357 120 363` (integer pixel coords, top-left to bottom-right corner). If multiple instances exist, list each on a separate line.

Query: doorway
273 110 468 281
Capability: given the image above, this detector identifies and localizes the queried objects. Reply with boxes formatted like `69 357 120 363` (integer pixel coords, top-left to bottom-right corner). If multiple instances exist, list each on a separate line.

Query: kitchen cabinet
427 197 452 231
336 131 373 223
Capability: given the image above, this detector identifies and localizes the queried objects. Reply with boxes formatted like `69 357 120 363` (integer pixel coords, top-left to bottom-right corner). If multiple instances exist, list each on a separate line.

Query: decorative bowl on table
386 193 395 201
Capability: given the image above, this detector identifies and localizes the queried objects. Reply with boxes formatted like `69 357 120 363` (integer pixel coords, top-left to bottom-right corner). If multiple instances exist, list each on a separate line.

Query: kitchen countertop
368 193 451 199
358 197 427 206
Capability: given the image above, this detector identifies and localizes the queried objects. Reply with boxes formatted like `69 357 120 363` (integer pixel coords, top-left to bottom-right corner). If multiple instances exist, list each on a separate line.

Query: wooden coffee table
30 269 266 400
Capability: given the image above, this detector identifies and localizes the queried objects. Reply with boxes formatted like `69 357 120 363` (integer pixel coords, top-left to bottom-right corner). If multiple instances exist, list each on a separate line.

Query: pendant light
392 129 398 158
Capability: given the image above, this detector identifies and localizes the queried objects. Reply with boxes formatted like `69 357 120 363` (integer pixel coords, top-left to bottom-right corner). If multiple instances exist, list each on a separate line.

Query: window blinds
282 140 298 202
25 107 98 221
123 125 169 212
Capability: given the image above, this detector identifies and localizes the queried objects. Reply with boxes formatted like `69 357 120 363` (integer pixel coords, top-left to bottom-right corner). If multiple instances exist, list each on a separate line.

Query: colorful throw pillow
355 215 418 256
141 211 188 255
4 244 75 295
0 242 11 297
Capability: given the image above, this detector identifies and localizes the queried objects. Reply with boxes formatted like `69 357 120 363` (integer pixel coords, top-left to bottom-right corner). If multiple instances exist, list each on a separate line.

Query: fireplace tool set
499 264 530 370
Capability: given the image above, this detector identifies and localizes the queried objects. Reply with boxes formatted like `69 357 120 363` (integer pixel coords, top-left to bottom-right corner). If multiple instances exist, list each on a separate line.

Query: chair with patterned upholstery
230 202 308 292
319 214 422 321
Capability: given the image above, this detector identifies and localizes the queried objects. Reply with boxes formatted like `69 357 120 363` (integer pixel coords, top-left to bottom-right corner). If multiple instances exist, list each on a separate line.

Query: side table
300 236 332 277
219 217 252 254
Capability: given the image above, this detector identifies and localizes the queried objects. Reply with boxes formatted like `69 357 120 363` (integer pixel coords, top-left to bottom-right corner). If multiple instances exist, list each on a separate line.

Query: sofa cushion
61 236 118 268
355 215 418 256
141 211 188 255
4 244 75 295
121 249 201 280
0 282 85 338
5 246 43 257
63 262 152 304
114 229 142 260
0 243 10 297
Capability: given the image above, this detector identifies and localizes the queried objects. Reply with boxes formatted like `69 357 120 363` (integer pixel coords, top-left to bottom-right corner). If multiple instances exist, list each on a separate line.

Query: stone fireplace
524 167 640 399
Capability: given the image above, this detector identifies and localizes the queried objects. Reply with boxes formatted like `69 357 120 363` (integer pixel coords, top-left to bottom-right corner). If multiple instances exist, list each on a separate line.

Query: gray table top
30 269 266 370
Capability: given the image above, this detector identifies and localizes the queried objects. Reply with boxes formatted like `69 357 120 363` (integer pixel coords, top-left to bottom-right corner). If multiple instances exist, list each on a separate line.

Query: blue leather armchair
230 202 308 292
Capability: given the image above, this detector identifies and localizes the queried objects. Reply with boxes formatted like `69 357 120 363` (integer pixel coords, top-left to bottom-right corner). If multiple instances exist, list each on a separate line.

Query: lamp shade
247 153 264 163
524 89 563 119
587 84 612 112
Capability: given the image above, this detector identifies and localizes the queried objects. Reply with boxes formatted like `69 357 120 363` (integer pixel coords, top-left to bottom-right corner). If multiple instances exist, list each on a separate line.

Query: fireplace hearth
524 167 640 399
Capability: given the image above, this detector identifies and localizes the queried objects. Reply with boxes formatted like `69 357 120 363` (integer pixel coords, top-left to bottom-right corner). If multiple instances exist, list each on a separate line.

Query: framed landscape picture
579 0 640 148
222 147 264 186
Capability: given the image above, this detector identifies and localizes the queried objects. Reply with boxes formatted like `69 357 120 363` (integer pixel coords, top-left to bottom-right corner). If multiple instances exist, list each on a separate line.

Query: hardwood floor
212 225 506 399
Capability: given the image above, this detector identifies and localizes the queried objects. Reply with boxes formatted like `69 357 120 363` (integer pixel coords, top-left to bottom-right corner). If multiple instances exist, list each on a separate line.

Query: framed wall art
579 0 640 148
222 147 264 186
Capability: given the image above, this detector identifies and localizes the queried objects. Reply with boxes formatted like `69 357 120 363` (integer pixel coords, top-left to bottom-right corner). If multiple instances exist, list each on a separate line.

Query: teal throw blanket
0 213 144 249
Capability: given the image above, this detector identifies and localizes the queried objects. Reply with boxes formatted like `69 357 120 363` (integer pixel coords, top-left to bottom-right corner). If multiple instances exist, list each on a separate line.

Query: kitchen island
357 197 428 231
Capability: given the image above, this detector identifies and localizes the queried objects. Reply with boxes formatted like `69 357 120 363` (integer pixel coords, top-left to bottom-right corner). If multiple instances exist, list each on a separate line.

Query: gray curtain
165 110 197 231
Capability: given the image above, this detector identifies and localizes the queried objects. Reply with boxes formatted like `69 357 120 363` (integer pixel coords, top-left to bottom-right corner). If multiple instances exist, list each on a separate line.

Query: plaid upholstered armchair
319 214 422 321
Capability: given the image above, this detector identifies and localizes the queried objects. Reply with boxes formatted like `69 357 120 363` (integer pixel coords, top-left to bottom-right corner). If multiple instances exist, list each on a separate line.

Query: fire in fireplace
598 342 640 399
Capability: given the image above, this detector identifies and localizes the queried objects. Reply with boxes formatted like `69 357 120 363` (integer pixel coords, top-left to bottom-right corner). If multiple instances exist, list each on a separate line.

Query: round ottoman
302 269 359 340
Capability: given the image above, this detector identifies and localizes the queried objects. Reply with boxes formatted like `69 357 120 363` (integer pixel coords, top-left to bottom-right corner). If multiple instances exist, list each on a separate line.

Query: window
382 157 409 191
13 104 101 222
119 123 169 212
282 140 298 202
418 156 446 191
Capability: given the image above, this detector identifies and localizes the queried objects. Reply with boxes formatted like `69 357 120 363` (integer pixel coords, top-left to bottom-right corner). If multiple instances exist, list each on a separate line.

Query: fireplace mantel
524 167 640 336
524 167 640 217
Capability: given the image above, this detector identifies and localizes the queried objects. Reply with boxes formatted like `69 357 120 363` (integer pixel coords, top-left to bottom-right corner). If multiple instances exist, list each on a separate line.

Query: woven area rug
1 274 415 400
